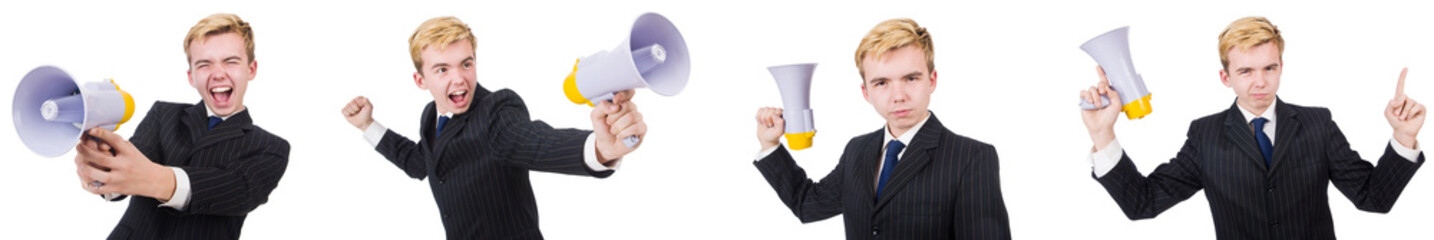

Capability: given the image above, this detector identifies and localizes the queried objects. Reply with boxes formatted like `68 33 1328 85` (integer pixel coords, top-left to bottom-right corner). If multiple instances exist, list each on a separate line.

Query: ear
1219 68 1231 87
860 81 869 99
187 70 198 89
413 72 427 90
246 60 258 81
929 70 938 89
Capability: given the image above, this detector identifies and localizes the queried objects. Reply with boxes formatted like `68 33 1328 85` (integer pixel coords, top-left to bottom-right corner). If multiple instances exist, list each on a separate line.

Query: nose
1251 72 1268 89
889 81 909 104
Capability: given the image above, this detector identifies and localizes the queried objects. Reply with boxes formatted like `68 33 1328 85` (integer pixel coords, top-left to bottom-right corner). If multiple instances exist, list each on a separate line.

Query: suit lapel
874 115 942 210
430 110 470 170
176 102 251 165
1269 100 1301 173
853 129 883 208
1221 101 1267 171
427 87 487 174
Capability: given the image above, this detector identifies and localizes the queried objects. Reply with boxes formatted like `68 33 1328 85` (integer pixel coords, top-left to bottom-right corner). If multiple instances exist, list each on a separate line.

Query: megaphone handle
622 136 639 148
1078 95 1113 110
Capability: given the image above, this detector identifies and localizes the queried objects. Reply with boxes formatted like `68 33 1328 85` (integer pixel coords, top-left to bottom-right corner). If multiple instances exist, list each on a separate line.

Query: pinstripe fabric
107 101 291 240
374 86 612 239
755 114 1012 240
1095 99 1424 240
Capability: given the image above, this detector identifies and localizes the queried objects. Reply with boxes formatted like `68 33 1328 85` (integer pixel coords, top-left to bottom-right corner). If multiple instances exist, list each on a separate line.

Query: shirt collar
1237 100 1278 124
883 113 931 146
205 106 243 120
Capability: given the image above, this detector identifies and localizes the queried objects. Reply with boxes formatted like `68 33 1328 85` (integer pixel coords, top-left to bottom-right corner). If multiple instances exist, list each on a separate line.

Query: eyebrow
428 56 475 71
868 71 924 84
191 55 245 65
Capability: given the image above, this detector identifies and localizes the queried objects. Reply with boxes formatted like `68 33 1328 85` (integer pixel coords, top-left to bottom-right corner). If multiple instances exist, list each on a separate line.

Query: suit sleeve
1322 114 1424 213
1093 126 1206 220
486 90 612 178
753 145 845 223
177 136 290 216
375 129 430 179
954 144 1011 239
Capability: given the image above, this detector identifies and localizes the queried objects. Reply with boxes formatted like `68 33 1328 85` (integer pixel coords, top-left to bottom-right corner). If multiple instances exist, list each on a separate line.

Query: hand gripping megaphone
562 12 690 148
14 66 137 157
768 63 817 150
1078 26 1153 119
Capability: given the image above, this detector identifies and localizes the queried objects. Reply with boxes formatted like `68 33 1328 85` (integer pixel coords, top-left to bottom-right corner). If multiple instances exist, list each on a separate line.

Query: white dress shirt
1089 103 1420 178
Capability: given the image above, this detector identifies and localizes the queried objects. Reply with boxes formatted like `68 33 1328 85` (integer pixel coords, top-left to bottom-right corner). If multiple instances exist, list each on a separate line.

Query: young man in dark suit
74 13 291 239
339 16 646 239
1079 16 1425 239
753 18 1011 240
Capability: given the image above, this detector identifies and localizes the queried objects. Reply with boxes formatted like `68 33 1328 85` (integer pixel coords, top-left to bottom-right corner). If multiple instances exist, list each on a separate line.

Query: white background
2 0 1431 239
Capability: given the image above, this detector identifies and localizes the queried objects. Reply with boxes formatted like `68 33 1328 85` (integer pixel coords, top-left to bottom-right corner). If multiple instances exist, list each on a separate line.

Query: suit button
1266 186 1274 192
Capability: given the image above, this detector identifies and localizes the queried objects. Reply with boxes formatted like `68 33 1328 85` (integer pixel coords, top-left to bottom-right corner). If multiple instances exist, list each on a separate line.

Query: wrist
151 165 176 202
1395 133 1418 149
761 140 779 150
1090 130 1116 151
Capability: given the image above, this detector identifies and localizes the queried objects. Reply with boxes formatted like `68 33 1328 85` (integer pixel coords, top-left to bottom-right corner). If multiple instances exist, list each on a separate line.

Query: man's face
1220 42 1282 113
414 39 477 115
860 45 937 133
188 32 255 116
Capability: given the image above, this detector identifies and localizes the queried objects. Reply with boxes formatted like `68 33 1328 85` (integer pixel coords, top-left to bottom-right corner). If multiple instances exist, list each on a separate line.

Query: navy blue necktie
207 116 223 130
1252 117 1274 166
876 140 905 198
435 116 450 136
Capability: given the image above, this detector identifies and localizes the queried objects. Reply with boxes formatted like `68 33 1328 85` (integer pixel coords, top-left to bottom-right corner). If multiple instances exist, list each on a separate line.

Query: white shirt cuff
157 167 191 211
1390 137 1421 163
584 133 620 171
364 122 387 148
754 145 779 162
1090 140 1123 178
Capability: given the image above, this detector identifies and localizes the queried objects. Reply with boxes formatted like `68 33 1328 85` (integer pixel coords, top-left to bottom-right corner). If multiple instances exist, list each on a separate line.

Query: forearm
753 147 843 223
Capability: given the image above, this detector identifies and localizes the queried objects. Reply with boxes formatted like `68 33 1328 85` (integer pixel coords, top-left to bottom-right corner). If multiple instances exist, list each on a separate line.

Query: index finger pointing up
1396 67 1408 98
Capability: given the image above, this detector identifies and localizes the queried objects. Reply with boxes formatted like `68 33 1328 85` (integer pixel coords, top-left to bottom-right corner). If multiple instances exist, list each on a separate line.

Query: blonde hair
854 18 934 78
409 16 476 72
1217 16 1283 69
184 13 254 64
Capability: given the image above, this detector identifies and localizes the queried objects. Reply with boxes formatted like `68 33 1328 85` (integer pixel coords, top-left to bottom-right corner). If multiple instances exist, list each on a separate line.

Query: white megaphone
14 66 137 157
563 12 689 148
768 63 816 150
1078 26 1153 119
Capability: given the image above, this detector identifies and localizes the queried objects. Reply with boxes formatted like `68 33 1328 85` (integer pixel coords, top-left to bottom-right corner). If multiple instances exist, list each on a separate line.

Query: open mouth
210 86 233 106
448 90 468 107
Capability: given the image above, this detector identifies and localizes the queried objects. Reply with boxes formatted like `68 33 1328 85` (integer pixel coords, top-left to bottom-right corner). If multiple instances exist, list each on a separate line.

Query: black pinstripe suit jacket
106 101 290 240
373 86 613 239
755 114 1011 240
1095 99 1424 239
